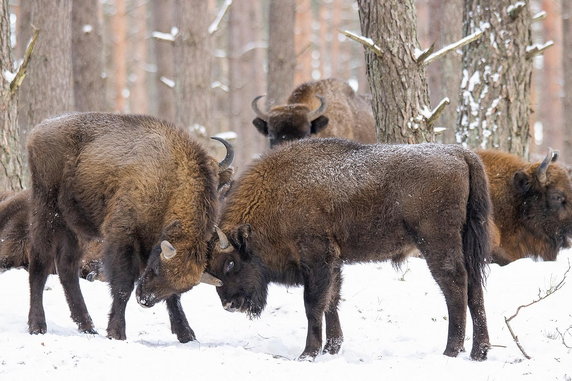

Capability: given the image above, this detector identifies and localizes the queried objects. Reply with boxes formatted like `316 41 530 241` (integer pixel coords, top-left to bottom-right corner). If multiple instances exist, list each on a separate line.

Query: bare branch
415 43 435 64
421 30 483 65
209 0 232 35
9 26 40 98
555 327 572 349
340 30 383 57
526 41 554 59
426 97 450 126
504 261 571 359
532 11 547 23
507 2 526 20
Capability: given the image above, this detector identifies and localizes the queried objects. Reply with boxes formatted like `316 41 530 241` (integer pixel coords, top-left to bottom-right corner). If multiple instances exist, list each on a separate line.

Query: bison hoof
28 323 47 335
323 337 343 355
107 329 126 341
175 329 196 343
443 347 461 358
470 343 490 361
297 350 319 361
81 327 98 335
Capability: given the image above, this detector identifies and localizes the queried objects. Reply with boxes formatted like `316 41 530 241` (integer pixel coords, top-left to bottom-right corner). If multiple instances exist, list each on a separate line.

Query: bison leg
166 294 196 343
467 277 490 361
299 261 335 360
105 242 138 340
56 230 96 333
323 264 343 355
423 246 468 358
28 199 60 334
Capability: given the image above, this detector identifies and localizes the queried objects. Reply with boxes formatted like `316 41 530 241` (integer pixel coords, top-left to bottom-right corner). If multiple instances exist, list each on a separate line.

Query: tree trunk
295 0 313 84
563 0 572 164
72 0 106 112
0 0 24 191
267 0 295 107
111 0 127 112
228 0 266 171
427 0 463 143
358 0 433 144
17 0 73 186
174 0 211 139
457 0 532 158
128 0 149 114
151 0 175 122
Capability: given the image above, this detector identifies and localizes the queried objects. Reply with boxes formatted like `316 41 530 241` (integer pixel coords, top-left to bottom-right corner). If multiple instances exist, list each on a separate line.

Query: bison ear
310 116 329 134
231 224 253 261
253 118 269 136
513 171 532 193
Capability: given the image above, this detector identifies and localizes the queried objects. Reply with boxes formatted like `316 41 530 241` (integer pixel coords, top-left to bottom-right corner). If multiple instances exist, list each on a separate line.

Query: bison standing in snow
251 78 376 148
26 112 232 342
208 138 492 361
477 149 572 264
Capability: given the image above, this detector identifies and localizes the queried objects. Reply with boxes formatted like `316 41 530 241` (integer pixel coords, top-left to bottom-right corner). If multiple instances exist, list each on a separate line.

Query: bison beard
209 138 492 361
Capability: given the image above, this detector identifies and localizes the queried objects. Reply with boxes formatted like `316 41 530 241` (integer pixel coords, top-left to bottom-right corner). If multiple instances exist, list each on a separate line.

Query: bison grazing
477 149 572 265
208 138 492 361
0 189 104 280
26 112 232 342
251 78 376 148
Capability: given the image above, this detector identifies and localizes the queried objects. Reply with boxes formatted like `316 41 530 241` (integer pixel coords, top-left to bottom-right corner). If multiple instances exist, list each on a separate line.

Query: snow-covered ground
1 250 571 380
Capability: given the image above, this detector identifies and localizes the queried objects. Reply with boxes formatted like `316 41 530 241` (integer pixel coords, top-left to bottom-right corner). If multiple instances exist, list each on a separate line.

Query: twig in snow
420 30 483 65
209 0 232 35
10 26 40 98
339 30 383 57
556 327 572 349
504 260 571 360
526 41 554 59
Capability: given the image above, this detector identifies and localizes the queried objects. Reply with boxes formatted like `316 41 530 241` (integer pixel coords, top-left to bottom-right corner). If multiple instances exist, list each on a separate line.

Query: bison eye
549 193 565 208
224 259 235 274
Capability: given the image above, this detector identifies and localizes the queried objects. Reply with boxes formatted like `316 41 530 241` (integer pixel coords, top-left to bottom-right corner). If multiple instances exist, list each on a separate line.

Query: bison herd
1 78 571 362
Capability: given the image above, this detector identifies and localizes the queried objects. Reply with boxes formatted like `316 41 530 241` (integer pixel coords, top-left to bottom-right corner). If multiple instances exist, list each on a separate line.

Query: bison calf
477 149 572 264
252 78 376 148
27 112 232 342
208 138 492 361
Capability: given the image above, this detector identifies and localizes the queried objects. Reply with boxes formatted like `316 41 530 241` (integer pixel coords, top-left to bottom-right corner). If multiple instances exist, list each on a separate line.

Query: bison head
513 149 572 252
251 95 329 148
136 229 222 308
207 225 269 318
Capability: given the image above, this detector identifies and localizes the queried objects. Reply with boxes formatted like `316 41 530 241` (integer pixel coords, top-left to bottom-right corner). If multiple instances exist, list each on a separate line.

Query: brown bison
208 138 492 361
477 149 572 265
0 189 105 280
251 78 376 148
26 112 232 342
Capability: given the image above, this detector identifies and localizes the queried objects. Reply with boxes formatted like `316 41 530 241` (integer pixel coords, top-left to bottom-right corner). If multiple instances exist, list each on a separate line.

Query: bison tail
463 151 492 288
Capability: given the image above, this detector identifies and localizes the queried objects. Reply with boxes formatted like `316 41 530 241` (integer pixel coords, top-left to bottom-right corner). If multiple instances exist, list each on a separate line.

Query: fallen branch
9 26 40 97
556 327 572 349
504 261 571 359
339 30 383 57
420 30 483 65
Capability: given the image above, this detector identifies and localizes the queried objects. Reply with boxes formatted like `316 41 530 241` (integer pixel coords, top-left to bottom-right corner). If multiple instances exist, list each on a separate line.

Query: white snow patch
160 77 175 88
82 24 93 33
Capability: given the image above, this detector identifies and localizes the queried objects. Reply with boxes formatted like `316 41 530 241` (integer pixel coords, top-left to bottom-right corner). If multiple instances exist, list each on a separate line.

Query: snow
82 24 93 34
1 250 571 380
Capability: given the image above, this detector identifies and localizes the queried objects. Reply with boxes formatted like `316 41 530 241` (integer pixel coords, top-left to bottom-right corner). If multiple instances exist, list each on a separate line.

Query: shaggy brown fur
26 112 232 342
478 149 572 264
208 138 492 361
252 78 376 148
0 190 105 280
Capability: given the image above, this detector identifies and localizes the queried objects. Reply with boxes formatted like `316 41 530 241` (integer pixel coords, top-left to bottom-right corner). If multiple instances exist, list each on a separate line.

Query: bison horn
251 95 269 122
211 136 234 169
307 95 327 121
160 240 177 261
200 271 223 287
214 225 233 253
537 148 557 184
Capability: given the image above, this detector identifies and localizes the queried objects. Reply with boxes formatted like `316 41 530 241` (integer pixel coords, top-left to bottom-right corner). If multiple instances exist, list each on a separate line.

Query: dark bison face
136 240 221 308
208 224 269 318
513 156 572 248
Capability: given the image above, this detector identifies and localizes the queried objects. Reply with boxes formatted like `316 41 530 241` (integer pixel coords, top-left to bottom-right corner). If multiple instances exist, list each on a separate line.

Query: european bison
477 149 572 265
208 138 492 361
0 189 105 280
251 78 376 148
26 112 232 342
